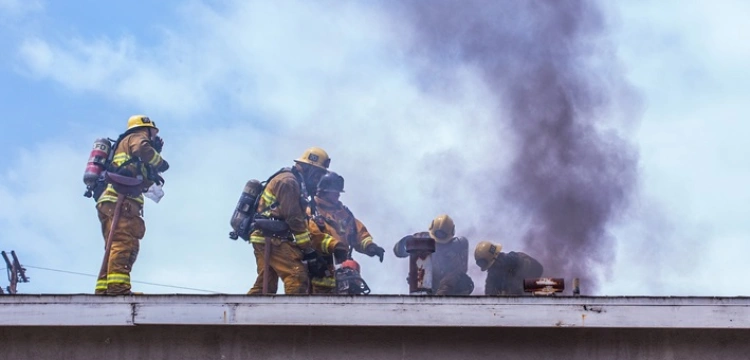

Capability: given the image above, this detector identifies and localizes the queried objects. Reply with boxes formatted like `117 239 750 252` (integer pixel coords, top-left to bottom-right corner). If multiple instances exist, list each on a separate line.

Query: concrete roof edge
1 295 749 328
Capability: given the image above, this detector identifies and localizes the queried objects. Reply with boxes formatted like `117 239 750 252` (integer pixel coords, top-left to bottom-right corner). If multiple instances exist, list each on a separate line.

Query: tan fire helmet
474 241 503 271
429 214 455 244
294 147 331 170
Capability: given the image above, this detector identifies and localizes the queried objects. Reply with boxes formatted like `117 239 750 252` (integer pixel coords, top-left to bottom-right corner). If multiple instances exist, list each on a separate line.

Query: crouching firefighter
475 241 543 296
92 115 169 295
308 171 385 294
393 214 474 295
247 147 331 295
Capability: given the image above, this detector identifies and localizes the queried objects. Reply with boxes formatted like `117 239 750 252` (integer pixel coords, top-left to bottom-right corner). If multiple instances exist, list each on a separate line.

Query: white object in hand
144 183 165 203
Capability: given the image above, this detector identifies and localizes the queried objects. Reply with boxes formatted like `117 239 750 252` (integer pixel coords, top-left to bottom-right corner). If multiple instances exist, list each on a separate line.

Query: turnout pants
95 198 145 295
311 261 337 294
248 237 309 295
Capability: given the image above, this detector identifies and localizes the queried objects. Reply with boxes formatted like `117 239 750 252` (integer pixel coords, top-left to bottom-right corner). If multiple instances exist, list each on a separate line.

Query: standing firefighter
247 147 330 295
393 214 474 295
475 241 543 295
308 171 385 294
95 115 169 295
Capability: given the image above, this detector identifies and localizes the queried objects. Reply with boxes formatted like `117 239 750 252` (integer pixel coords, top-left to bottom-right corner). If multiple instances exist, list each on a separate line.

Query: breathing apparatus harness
86 128 164 201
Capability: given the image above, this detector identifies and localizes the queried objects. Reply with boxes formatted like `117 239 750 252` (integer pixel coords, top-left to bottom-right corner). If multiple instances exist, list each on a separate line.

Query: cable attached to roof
24 265 223 294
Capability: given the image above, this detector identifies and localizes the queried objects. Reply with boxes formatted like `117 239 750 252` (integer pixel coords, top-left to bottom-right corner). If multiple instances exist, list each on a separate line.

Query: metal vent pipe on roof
406 235 435 295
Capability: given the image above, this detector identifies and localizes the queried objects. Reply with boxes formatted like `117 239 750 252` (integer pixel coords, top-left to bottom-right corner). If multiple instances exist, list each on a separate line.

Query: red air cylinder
83 138 111 188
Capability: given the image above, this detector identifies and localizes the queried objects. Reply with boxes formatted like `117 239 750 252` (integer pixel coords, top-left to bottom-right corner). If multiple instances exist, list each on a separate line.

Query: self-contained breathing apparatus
228 168 295 241
82 131 165 201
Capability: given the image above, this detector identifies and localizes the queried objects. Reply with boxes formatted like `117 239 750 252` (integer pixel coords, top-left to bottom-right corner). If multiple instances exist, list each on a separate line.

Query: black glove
303 249 328 278
152 136 164 153
302 248 317 261
152 173 165 186
307 255 329 278
158 160 169 173
333 244 349 265
366 244 385 263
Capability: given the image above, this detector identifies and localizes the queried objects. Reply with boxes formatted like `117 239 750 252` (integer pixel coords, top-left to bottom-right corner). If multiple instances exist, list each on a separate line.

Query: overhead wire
24 265 223 294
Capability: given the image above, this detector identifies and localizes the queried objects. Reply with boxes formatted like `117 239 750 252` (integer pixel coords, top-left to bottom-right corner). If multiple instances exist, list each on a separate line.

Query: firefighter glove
333 243 349 265
152 173 165 186
302 247 317 261
158 160 170 173
152 136 165 153
306 254 329 278
366 244 385 263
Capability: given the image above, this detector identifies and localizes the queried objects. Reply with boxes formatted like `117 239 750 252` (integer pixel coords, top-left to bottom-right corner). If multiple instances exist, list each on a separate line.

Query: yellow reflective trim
360 236 373 249
311 276 336 288
320 235 334 254
112 153 130 165
95 280 108 290
97 194 119 204
261 188 276 205
97 194 144 205
249 233 266 244
294 232 311 245
107 273 130 280
97 184 144 205
107 273 131 284
148 152 162 166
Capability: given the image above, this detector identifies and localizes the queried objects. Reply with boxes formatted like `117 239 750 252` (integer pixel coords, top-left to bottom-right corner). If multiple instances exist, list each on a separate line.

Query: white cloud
0 0 42 16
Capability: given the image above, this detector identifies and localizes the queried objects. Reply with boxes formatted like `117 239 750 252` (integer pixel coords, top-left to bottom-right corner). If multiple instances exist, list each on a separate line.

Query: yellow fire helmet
474 241 502 271
429 214 455 244
126 115 158 131
294 147 331 170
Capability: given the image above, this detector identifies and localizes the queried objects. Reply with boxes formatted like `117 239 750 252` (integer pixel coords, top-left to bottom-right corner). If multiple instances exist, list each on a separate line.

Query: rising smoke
389 0 639 293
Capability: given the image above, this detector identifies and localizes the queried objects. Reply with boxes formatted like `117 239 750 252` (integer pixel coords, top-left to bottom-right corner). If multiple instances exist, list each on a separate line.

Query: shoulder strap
106 133 142 172
254 167 292 215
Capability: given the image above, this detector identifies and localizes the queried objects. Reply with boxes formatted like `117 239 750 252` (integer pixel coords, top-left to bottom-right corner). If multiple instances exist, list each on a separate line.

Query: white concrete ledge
1 295 749 328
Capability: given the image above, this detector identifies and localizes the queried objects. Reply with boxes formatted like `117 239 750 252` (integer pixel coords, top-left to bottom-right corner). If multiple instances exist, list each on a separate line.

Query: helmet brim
293 159 328 170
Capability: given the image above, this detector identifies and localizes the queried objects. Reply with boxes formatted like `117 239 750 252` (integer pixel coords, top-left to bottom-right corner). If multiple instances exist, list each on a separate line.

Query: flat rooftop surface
1 295 749 328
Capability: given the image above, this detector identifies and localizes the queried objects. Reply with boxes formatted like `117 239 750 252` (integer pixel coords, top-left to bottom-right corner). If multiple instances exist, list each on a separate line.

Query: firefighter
247 147 330 295
474 241 543 295
393 214 474 295
95 115 169 295
307 171 385 294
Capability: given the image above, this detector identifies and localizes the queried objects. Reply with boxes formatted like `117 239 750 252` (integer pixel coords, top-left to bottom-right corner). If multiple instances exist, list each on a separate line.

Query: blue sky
1 0 749 296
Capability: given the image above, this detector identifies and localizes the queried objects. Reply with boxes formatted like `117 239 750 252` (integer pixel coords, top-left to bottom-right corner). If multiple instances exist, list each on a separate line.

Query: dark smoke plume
391 0 639 293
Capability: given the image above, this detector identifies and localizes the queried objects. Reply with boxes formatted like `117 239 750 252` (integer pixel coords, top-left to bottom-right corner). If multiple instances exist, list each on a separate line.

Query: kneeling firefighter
393 214 474 295
247 147 331 295
89 115 169 295
475 241 543 296
307 171 385 294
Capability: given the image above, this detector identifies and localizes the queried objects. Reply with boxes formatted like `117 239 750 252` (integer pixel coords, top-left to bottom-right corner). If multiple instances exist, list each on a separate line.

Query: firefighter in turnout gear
95 115 169 295
247 147 331 295
307 172 385 294
475 241 543 295
393 214 474 295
